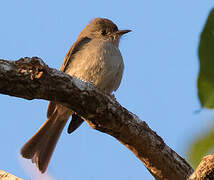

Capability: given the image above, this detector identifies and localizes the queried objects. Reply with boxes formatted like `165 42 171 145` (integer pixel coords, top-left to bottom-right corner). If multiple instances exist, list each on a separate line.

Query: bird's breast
66 40 124 94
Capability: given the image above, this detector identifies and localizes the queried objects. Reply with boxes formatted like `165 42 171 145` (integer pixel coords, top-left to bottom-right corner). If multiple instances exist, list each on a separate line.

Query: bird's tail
21 104 70 173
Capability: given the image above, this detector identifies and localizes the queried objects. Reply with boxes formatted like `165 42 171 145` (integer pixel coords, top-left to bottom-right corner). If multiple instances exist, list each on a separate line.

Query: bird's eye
101 30 107 36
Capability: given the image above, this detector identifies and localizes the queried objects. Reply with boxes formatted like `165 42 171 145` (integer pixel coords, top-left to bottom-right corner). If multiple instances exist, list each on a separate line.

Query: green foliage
188 8 214 169
188 126 214 168
198 8 214 108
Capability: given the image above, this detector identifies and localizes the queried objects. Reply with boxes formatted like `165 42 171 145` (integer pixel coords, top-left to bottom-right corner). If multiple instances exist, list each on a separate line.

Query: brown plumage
20 18 130 173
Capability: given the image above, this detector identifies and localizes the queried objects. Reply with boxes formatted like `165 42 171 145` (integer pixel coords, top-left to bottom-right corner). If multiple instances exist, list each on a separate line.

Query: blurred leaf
187 126 214 169
198 8 214 108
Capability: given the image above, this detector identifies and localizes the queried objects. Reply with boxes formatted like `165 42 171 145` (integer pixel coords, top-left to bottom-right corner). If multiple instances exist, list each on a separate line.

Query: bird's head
78 18 131 46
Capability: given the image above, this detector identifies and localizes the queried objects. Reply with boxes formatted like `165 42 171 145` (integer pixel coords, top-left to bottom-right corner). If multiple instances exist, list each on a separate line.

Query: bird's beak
117 29 131 36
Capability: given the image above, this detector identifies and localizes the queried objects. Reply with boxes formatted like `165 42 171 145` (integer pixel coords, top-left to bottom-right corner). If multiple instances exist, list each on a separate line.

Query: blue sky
0 1 214 180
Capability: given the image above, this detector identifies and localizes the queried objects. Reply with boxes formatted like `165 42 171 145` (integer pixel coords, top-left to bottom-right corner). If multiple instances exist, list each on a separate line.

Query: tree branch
0 170 23 180
189 154 214 180
0 57 194 180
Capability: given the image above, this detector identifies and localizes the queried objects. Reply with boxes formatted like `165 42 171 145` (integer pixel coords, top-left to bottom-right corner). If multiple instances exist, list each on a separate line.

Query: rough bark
0 170 23 180
0 57 194 180
189 154 214 180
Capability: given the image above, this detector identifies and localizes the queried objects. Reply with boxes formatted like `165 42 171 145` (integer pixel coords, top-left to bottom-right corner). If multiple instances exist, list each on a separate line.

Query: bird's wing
60 36 91 72
47 37 91 119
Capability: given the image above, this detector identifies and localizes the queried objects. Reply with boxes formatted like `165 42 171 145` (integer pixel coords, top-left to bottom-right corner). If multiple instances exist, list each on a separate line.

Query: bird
20 17 131 173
